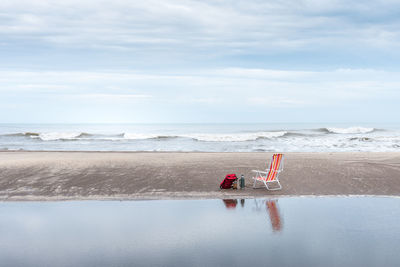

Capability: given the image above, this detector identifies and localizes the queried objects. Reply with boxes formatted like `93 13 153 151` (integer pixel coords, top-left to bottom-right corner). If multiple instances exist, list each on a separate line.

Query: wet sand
0 151 399 200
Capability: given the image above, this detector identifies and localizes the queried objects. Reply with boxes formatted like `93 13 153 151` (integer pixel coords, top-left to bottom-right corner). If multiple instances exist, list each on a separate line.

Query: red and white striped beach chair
252 154 284 190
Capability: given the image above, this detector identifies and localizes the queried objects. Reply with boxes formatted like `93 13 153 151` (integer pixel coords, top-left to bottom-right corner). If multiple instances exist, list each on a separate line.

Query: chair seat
254 176 277 182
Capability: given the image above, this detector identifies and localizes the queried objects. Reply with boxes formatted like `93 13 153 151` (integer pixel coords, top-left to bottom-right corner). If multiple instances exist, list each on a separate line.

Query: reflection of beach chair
266 200 282 232
252 199 283 232
252 154 284 190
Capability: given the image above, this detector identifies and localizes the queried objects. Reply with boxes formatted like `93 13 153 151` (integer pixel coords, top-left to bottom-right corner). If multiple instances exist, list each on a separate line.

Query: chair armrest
251 170 268 174
252 169 281 174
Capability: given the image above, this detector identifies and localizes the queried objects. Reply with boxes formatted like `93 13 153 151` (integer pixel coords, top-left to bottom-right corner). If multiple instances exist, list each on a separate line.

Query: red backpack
220 174 238 189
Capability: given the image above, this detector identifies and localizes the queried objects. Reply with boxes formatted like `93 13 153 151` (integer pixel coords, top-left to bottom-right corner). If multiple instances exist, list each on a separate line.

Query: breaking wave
123 133 179 140
281 132 314 137
0 131 288 142
123 131 288 141
184 131 287 142
0 128 382 142
1 132 124 141
37 132 84 141
321 127 375 134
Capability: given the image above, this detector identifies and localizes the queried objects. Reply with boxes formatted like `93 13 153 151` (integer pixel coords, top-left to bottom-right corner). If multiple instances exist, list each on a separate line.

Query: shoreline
1 150 398 153
2 194 400 202
1 151 400 201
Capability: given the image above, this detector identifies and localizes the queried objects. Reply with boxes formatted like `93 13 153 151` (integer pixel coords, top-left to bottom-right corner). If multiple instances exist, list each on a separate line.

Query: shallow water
0 197 399 267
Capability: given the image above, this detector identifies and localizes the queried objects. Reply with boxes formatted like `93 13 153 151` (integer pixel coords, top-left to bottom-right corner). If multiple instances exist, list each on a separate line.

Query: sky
0 0 400 123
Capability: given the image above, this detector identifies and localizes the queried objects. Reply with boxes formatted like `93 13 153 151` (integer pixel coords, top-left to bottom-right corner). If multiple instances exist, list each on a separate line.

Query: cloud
1 1 399 122
1 67 398 122
1 68 398 104
74 93 152 100
1 0 400 61
247 97 305 107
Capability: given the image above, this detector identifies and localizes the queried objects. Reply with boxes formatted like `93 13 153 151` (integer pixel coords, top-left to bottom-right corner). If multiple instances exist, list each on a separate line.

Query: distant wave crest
123 133 179 140
2 132 40 137
322 127 375 134
38 132 84 141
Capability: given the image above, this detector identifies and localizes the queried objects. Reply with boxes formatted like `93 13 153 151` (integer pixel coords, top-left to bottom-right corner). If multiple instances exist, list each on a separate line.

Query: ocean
0 123 399 152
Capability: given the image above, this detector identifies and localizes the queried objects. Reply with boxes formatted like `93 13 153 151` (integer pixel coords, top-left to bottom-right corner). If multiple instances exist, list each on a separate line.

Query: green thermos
240 174 245 189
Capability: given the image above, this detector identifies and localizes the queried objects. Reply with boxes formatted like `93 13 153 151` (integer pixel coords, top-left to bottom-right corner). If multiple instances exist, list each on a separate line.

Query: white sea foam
122 131 287 141
326 127 375 134
184 131 287 142
37 132 83 141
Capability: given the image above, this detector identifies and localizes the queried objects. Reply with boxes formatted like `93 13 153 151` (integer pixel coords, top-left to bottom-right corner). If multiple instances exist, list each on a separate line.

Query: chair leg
266 180 282 191
263 180 268 189
253 178 258 188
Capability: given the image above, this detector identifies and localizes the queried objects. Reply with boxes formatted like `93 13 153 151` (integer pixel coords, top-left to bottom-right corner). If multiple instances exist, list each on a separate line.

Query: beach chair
251 154 284 190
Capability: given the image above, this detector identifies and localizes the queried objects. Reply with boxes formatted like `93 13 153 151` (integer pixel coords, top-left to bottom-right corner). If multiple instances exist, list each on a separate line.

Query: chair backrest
266 154 284 181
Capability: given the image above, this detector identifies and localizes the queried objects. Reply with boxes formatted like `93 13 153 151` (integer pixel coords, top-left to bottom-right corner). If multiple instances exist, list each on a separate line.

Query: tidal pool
0 197 399 267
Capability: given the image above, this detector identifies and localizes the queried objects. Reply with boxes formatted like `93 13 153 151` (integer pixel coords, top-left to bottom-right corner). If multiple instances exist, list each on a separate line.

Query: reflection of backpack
220 174 238 189
223 199 238 208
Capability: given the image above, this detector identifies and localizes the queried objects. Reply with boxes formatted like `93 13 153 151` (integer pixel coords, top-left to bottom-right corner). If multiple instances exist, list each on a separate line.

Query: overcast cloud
0 0 399 123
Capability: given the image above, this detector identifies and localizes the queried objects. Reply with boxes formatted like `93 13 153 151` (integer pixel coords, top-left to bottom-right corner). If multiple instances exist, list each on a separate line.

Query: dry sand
0 151 399 201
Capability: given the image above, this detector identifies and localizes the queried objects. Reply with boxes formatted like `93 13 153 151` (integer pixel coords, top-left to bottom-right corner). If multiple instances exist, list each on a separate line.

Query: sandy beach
0 151 399 200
